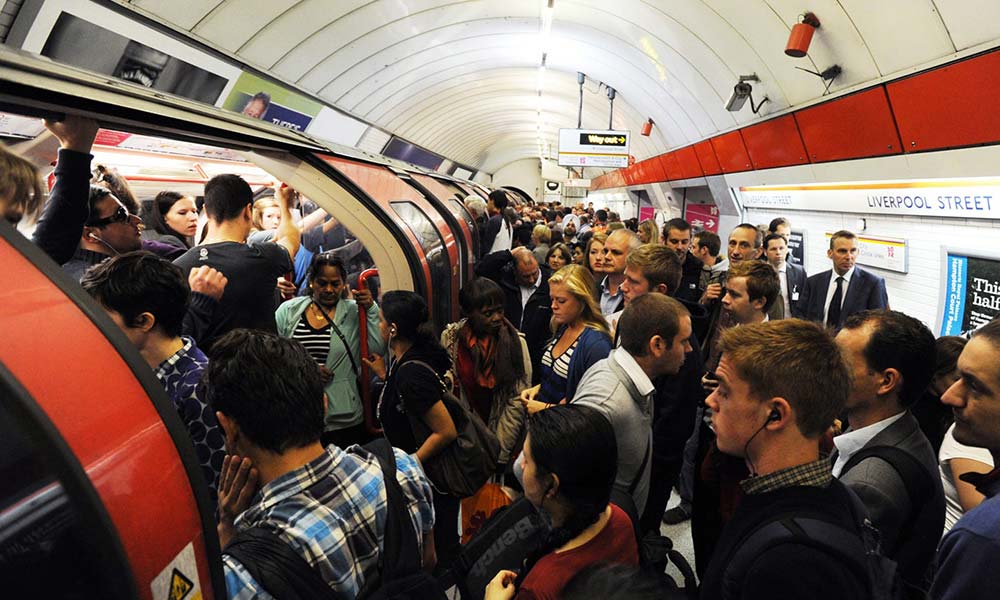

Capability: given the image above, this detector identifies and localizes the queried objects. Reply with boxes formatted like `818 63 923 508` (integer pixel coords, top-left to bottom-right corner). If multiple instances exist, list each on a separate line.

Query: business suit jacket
785 262 808 318
834 411 945 586
801 266 888 327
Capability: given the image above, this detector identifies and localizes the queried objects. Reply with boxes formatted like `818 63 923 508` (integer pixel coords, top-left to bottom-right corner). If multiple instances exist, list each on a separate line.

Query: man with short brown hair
801 230 888 329
699 320 868 599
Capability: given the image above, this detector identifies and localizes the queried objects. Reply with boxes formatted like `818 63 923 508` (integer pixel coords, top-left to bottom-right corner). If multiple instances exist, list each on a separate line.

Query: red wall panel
710 131 753 173
694 140 722 175
888 49 1000 152
795 87 902 162
648 155 668 182
675 146 704 179
659 152 682 180
623 164 638 186
741 114 809 169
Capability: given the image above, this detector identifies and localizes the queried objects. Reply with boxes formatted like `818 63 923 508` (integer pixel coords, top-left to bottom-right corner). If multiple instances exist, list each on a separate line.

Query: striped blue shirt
223 444 435 599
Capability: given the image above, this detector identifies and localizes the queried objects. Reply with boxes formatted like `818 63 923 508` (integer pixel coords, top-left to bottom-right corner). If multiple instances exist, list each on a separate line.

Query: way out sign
558 129 630 168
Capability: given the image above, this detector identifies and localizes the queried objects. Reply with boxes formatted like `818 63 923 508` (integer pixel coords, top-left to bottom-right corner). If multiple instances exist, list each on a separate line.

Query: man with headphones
699 320 870 600
62 185 143 281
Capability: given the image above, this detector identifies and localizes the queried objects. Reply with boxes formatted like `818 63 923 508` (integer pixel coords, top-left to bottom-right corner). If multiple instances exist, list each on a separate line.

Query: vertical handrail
357 268 382 434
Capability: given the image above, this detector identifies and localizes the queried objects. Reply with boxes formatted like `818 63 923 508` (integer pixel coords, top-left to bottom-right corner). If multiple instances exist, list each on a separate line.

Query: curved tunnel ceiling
130 0 1000 174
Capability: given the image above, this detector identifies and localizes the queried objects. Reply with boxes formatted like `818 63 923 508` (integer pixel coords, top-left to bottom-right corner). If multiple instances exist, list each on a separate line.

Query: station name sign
558 129 630 168
738 178 1000 220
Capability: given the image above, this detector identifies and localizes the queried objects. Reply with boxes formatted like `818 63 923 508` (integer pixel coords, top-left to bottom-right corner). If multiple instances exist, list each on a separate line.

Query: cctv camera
725 82 753 112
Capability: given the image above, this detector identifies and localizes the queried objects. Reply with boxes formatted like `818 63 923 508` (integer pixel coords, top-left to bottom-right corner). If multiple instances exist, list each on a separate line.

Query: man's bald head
512 247 540 287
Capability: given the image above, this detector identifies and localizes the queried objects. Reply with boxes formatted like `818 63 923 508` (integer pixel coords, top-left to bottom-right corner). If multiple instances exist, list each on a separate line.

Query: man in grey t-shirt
572 294 693 514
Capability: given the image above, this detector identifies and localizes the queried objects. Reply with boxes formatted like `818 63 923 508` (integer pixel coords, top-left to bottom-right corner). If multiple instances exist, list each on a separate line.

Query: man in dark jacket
661 218 705 304
474 247 552 384
700 320 869 599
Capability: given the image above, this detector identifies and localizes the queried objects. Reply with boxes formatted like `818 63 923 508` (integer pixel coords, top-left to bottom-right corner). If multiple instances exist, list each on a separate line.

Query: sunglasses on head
87 205 132 228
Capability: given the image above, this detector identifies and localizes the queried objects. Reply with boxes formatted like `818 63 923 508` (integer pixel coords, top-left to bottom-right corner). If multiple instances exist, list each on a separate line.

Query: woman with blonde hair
251 197 281 232
637 219 659 245
519 264 612 414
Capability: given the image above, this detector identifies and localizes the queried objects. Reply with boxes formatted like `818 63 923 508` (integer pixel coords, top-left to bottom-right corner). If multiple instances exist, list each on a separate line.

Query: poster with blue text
940 251 1000 336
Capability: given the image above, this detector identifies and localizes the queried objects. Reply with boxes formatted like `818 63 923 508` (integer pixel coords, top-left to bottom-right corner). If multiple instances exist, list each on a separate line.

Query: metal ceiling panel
836 0 954 76
935 0 1000 51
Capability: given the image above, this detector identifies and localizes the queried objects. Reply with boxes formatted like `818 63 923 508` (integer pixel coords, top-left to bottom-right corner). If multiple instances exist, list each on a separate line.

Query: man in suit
764 233 807 318
767 216 801 265
474 247 551 384
833 310 945 591
802 230 888 329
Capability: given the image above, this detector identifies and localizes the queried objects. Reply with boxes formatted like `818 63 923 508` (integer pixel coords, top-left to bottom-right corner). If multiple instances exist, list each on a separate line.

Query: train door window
390 201 452 330
446 198 480 260
0 373 133 599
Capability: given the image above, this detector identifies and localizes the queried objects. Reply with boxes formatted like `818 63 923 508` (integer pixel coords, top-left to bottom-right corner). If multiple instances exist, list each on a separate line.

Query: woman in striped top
519 264 612 414
275 253 385 448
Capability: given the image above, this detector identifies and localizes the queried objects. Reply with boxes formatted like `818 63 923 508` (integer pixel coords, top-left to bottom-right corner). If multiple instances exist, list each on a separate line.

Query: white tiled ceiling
129 0 1000 173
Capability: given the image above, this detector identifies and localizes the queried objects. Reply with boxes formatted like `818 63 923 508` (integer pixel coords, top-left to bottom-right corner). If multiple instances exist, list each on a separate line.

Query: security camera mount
734 74 769 114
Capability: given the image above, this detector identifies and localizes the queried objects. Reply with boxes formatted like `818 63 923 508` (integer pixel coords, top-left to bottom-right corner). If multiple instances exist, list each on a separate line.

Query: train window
446 198 480 260
390 201 452 329
0 376 133 599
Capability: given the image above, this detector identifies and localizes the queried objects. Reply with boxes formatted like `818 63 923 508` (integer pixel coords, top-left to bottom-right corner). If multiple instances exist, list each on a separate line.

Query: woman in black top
364 291 459 566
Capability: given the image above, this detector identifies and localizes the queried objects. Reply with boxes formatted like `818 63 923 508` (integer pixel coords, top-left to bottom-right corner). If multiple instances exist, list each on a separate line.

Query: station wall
744 206 999 332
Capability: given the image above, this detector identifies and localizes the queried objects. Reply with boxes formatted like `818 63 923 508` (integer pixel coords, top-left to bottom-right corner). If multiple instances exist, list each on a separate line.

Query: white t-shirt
939 422 995 533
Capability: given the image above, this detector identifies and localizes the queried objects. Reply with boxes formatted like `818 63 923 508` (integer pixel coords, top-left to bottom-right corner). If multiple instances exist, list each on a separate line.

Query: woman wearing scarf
441 277 532 468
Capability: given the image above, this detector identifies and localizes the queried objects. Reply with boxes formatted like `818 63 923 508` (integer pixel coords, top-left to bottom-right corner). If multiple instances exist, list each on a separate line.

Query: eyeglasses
86 205 134 228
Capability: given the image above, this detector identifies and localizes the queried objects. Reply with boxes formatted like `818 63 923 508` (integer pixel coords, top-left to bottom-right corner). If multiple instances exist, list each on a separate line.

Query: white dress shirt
519 269 541 311
822 266 856 324
776 263 791 318
831 411 906 477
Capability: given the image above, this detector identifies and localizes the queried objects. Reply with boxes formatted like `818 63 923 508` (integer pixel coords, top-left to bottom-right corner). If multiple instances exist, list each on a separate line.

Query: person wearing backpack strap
366 291 464 568
699 320 869 600
833 310 945 589
931 319 1000 600
204 329 437 599
484 405 638 600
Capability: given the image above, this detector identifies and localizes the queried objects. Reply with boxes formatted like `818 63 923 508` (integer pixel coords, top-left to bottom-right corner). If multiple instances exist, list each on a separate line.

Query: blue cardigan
559 325 613 402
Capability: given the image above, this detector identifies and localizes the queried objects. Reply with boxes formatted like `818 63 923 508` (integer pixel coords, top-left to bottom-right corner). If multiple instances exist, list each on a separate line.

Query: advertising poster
40 12 227 104
939 249 1000 336
222 72 323 132
787 230 805 265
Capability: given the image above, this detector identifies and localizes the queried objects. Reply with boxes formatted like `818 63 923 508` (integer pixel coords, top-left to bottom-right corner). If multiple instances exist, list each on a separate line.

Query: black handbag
401 360 500 498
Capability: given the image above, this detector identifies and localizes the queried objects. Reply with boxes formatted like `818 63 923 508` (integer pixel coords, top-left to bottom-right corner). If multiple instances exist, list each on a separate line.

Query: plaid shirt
740 457 833 496
223 444 435 599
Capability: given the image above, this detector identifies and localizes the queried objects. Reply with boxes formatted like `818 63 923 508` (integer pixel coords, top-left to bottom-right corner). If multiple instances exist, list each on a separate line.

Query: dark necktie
827 276 844 327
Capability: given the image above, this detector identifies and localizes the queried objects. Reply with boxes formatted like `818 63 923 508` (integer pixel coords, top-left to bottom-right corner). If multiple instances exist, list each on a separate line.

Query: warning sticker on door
152 542 202 600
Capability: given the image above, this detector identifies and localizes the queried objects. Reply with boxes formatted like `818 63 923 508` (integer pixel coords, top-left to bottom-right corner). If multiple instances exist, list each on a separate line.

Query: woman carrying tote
365 290 461 566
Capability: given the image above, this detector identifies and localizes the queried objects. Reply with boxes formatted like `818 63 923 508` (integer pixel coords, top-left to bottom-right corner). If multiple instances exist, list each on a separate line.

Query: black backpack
722 483 908 600
224 439 445 600
449 497 550 600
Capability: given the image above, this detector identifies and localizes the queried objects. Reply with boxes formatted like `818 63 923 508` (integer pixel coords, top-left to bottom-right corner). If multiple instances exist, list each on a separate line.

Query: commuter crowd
3 115 1000 600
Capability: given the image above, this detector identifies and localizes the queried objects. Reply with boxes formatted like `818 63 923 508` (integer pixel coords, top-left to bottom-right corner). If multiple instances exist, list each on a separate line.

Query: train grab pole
357 268 382 435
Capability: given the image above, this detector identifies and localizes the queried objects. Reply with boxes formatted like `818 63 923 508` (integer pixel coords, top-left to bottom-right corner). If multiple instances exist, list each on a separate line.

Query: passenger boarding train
0 48 529 599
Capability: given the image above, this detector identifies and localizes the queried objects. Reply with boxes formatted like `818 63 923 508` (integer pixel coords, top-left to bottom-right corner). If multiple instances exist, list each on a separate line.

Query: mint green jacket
275 295 385 431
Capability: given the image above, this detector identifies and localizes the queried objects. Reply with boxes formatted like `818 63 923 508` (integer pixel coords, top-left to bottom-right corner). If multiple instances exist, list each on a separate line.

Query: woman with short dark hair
441 277 532 467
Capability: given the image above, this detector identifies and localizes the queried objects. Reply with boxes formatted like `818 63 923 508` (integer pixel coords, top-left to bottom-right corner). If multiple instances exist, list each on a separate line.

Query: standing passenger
365 291 461 569
661 218 704 304
173 176 300 349
442 278 531 468
597 229 641 316
275 253 383 448
763 233 807 318
482 190 513 256
801 230 888 329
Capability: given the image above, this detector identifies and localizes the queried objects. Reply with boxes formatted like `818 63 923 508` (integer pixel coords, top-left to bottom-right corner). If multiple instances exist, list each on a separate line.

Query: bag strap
311 301 360 377
363 438 425 579
224 527 338 600
722 513 872 600
841 444 934 536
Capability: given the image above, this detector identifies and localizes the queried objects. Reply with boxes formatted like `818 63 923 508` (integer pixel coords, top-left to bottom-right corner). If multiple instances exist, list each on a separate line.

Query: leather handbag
402 360 500 499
